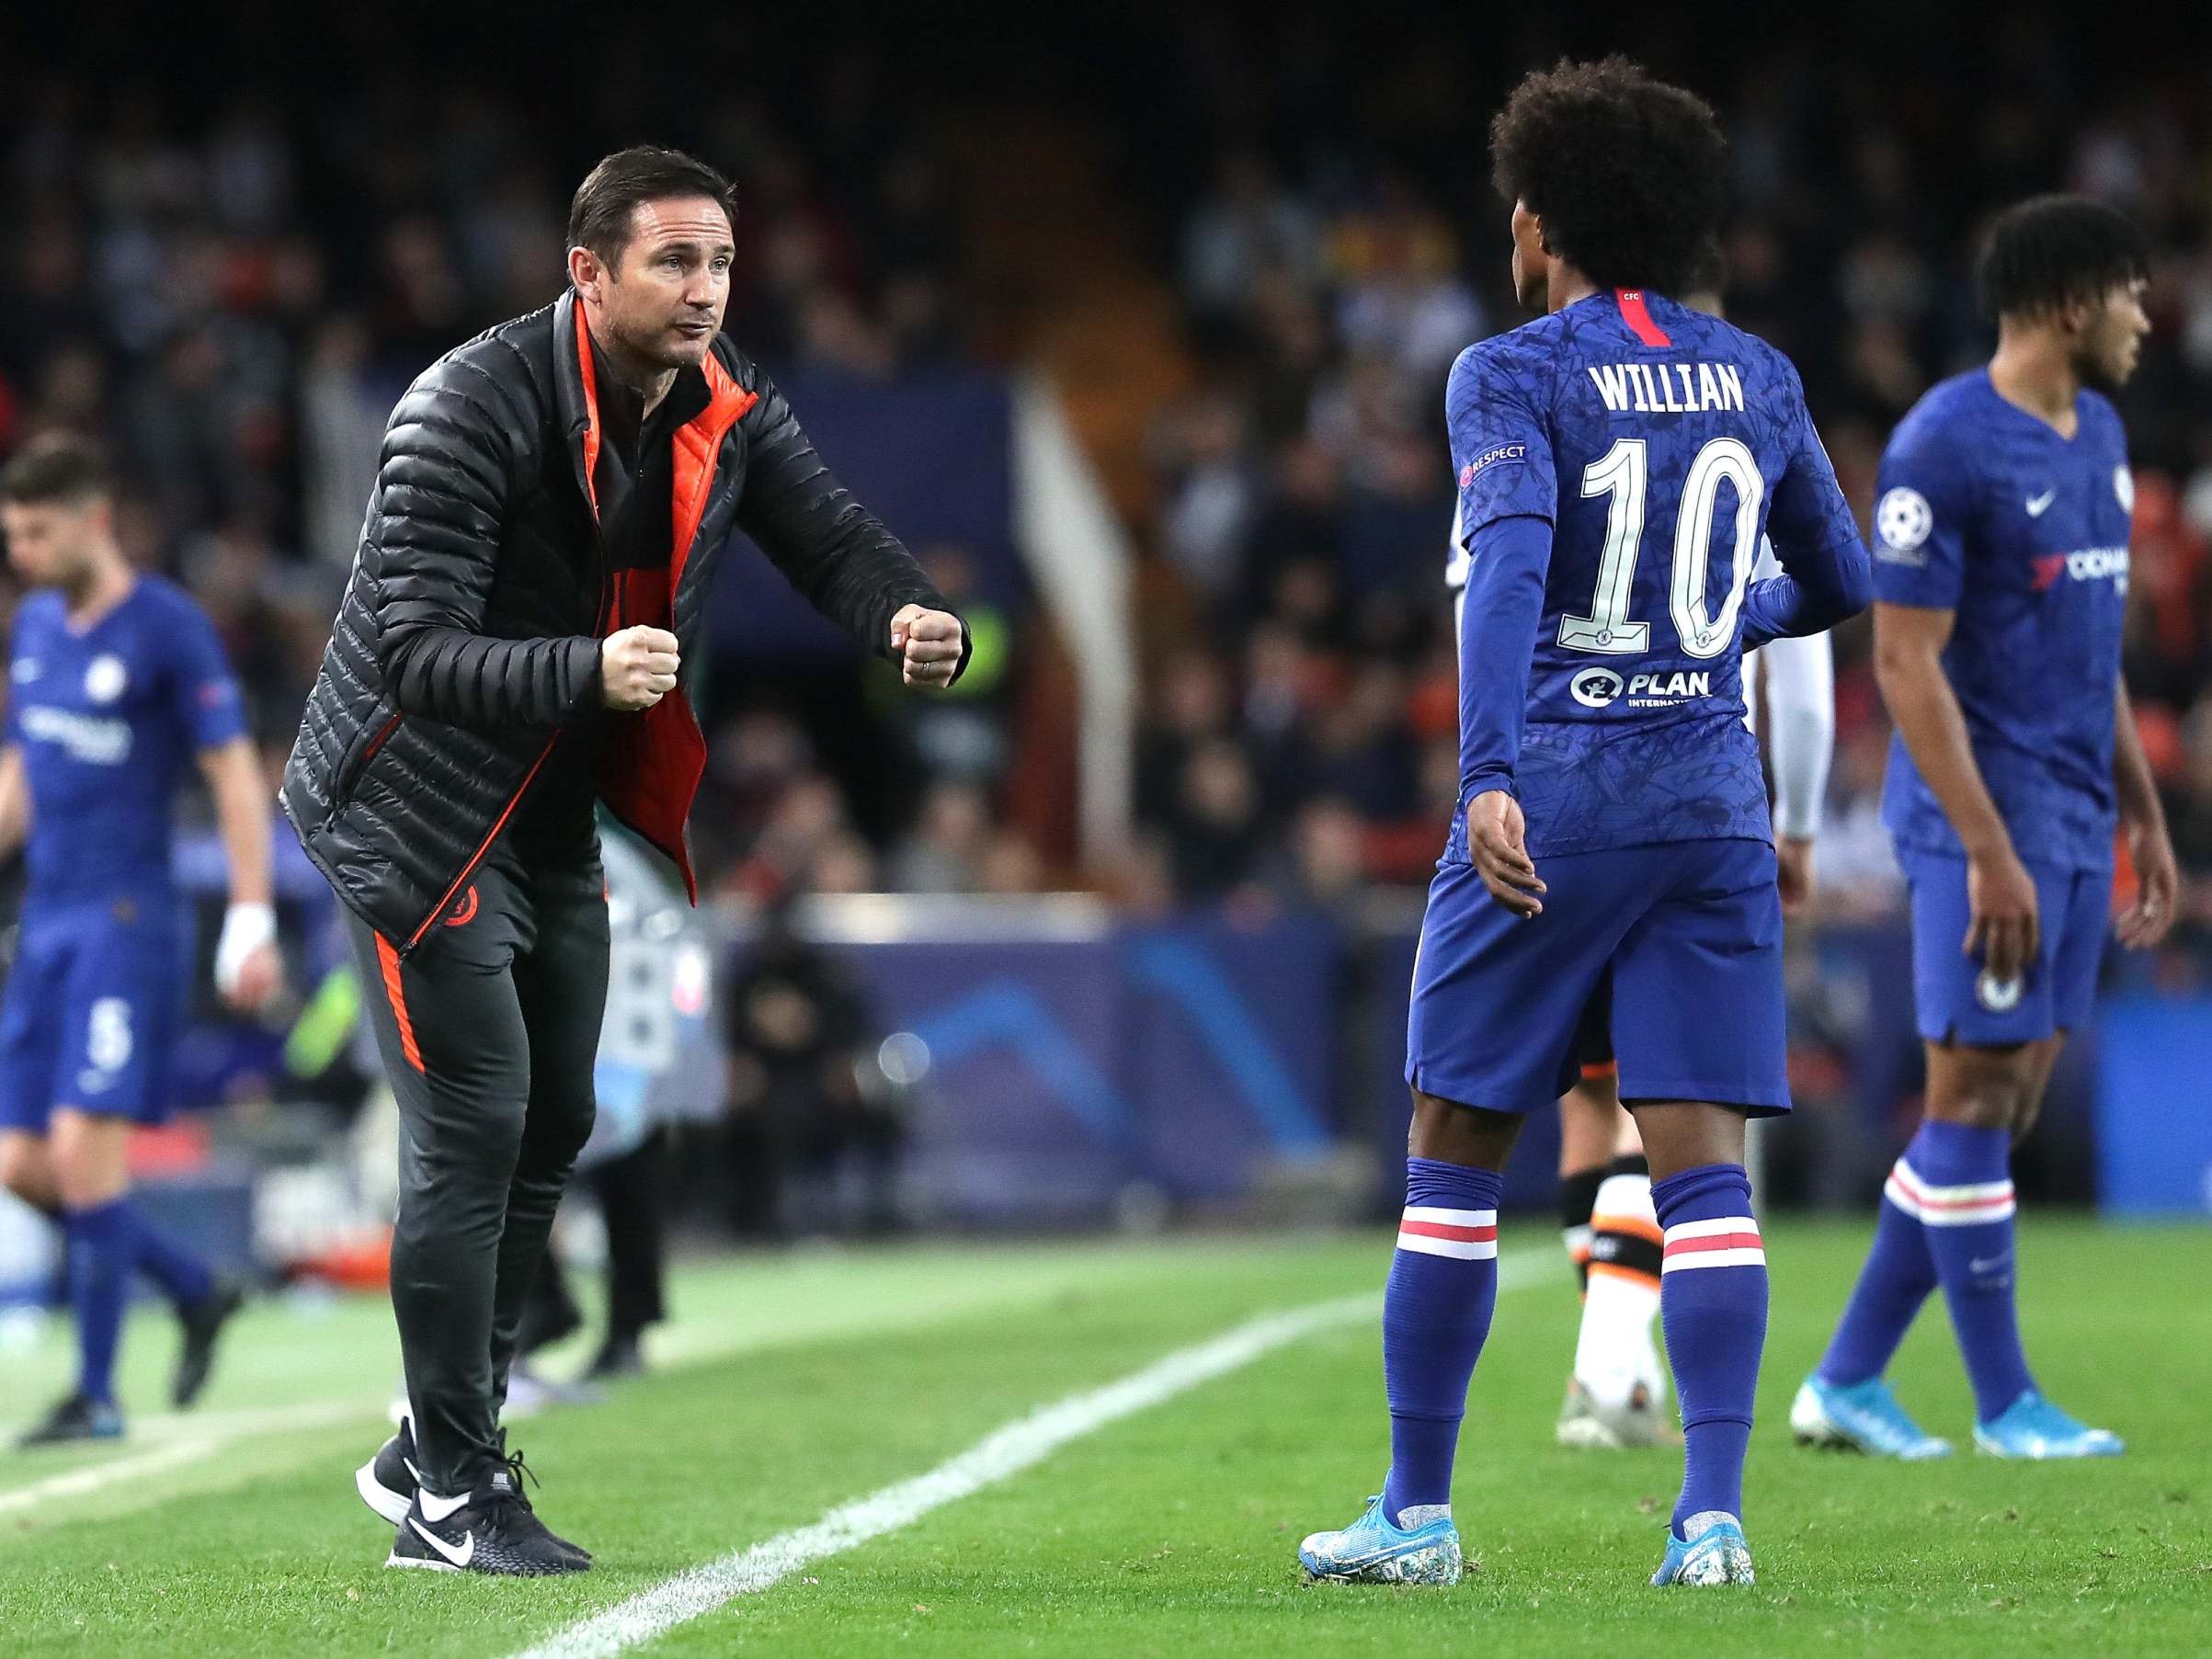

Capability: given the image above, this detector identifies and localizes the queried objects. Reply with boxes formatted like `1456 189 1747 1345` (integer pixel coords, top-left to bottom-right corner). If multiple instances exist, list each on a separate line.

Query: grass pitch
0 1220 2205 1657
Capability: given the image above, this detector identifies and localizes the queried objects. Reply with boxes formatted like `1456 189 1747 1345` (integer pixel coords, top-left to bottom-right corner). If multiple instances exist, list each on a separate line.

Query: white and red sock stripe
1882 1160 2015 1227
1397 1205 1498 1261
1660 1214 1764 1273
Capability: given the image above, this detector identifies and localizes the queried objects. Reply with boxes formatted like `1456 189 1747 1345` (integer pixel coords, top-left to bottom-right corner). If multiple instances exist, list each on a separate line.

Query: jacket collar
553 289 757 583
553 289 595 513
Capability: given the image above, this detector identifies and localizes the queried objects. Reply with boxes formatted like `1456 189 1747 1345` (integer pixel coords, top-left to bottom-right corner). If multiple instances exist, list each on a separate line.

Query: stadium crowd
6 17 2212 960
0 49 995 913
1131 16 2212 956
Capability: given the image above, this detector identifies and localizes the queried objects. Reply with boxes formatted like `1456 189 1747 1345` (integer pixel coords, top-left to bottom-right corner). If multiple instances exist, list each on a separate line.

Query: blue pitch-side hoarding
2094 996 2212 1216
834 915 1341 1222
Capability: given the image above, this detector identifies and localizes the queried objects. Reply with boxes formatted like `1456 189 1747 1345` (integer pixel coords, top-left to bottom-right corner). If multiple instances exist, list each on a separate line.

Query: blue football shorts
0 893 183 1131
1407 836 1789 1116
1898 848 2109 1046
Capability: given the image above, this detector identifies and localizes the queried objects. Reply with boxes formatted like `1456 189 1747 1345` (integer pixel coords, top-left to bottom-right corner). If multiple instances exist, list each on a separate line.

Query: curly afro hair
1977 194 2149 322
1489 57 1728 297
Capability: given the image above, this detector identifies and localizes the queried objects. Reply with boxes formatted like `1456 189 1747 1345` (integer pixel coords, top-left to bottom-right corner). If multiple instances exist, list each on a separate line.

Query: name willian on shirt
1587 360 1747 415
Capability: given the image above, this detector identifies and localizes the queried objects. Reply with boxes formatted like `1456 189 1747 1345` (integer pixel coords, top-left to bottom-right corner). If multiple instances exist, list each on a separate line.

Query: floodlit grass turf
0 1222 2205 1657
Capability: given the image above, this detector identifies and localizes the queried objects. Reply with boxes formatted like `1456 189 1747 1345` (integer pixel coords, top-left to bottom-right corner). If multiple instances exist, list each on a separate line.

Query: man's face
1509 199 1549 312
0 498 103 588
2071 278 2150 392
587 196 735 370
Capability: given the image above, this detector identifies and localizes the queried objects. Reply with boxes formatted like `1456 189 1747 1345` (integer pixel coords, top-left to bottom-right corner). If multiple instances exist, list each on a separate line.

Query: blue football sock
1378 1158 1502 1525
1653 1164 1767 1537
118 1199 214 1308
1816 1144 1938 1385
64 1199 132 1405
1899 1119 2033 1420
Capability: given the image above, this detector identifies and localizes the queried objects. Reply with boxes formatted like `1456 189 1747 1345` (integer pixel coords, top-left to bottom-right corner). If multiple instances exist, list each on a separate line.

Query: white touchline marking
510 1253 1545 1659
0 1400 371 1517
0 1437 216 1516
0 1259 1121 1519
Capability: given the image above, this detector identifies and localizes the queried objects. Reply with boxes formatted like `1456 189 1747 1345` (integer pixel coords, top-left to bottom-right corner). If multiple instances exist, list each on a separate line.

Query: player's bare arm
1872 599 2037 984
1754 628 1834 915
0 744 26 861
2112 677 2178 949
196 737 282 1012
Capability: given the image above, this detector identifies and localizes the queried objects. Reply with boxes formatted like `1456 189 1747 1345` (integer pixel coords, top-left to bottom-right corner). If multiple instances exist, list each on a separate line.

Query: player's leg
1612 838 1788 1587
1298 1087 1519 1585
1946 859 2118 1458
1303 857 1615 1585
1383 1091 1522 1527
1625 1101 1763 1585
61 913 244 1411
1911 1037 2044 1426
1556 1008 1617 1293
1557 1093 1608 1286
38 1107 135 1443
1794 850 1993 1456
0 931 116 1447
0 1130 60 1214
1564 1066 1670 1447
1808 852 2114 1458
23 913 238 1444
0 928 64 1222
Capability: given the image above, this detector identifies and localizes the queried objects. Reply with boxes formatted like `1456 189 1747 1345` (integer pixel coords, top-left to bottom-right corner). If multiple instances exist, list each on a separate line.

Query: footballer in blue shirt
1298 59 1868 1592
1793 198 2175 1463
0 436 283 1446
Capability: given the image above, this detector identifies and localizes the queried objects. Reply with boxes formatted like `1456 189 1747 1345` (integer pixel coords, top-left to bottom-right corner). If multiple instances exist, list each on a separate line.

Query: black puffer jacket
282 289 959 953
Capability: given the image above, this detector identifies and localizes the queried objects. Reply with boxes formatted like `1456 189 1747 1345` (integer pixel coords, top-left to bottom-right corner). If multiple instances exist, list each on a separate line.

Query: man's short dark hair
567 146 737 266
1977 195 2150 322
0 433 116 507
1489 56 1728 297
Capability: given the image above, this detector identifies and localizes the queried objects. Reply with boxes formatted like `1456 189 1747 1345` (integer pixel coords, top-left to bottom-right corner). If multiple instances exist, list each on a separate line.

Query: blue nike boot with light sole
1974 1391 2123 1459
1650 1510 1754 1586
1791 1375 1953 1460
1298 1494 1463 1585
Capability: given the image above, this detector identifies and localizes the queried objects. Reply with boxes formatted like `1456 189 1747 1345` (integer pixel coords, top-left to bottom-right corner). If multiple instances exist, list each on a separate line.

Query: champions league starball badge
1976 970 2024 1013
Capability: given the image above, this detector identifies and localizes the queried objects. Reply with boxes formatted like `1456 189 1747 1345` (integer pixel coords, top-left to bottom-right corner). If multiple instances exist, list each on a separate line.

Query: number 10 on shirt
1558 436 1764 659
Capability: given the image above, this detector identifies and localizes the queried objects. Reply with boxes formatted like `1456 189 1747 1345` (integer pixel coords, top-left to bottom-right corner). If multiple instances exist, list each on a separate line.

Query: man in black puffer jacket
286 147 968 1577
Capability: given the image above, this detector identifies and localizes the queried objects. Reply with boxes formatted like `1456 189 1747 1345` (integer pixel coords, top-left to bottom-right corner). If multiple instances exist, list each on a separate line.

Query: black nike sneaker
172 1276 245 1408
382 1449 591 1574
17 1391 124 1448
356 1415 421 1525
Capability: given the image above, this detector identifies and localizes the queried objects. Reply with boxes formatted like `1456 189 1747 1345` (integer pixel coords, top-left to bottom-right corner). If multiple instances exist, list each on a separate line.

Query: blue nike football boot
1650 1510 1754 1586
1974 1391 2123 1459
1298 1493 1463 1585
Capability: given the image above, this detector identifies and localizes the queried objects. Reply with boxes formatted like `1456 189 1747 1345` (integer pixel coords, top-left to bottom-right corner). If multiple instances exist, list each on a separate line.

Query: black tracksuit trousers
350 836 608 1495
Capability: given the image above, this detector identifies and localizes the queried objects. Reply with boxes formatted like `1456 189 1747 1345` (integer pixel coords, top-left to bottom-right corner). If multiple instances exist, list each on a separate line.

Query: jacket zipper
404 309 630 953
358 711 403 770
405 736 560 950
403 495 590 953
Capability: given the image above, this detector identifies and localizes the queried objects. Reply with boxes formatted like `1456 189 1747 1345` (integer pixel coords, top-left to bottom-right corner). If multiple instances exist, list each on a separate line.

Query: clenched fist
601 625 680 711
889 605 963 689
